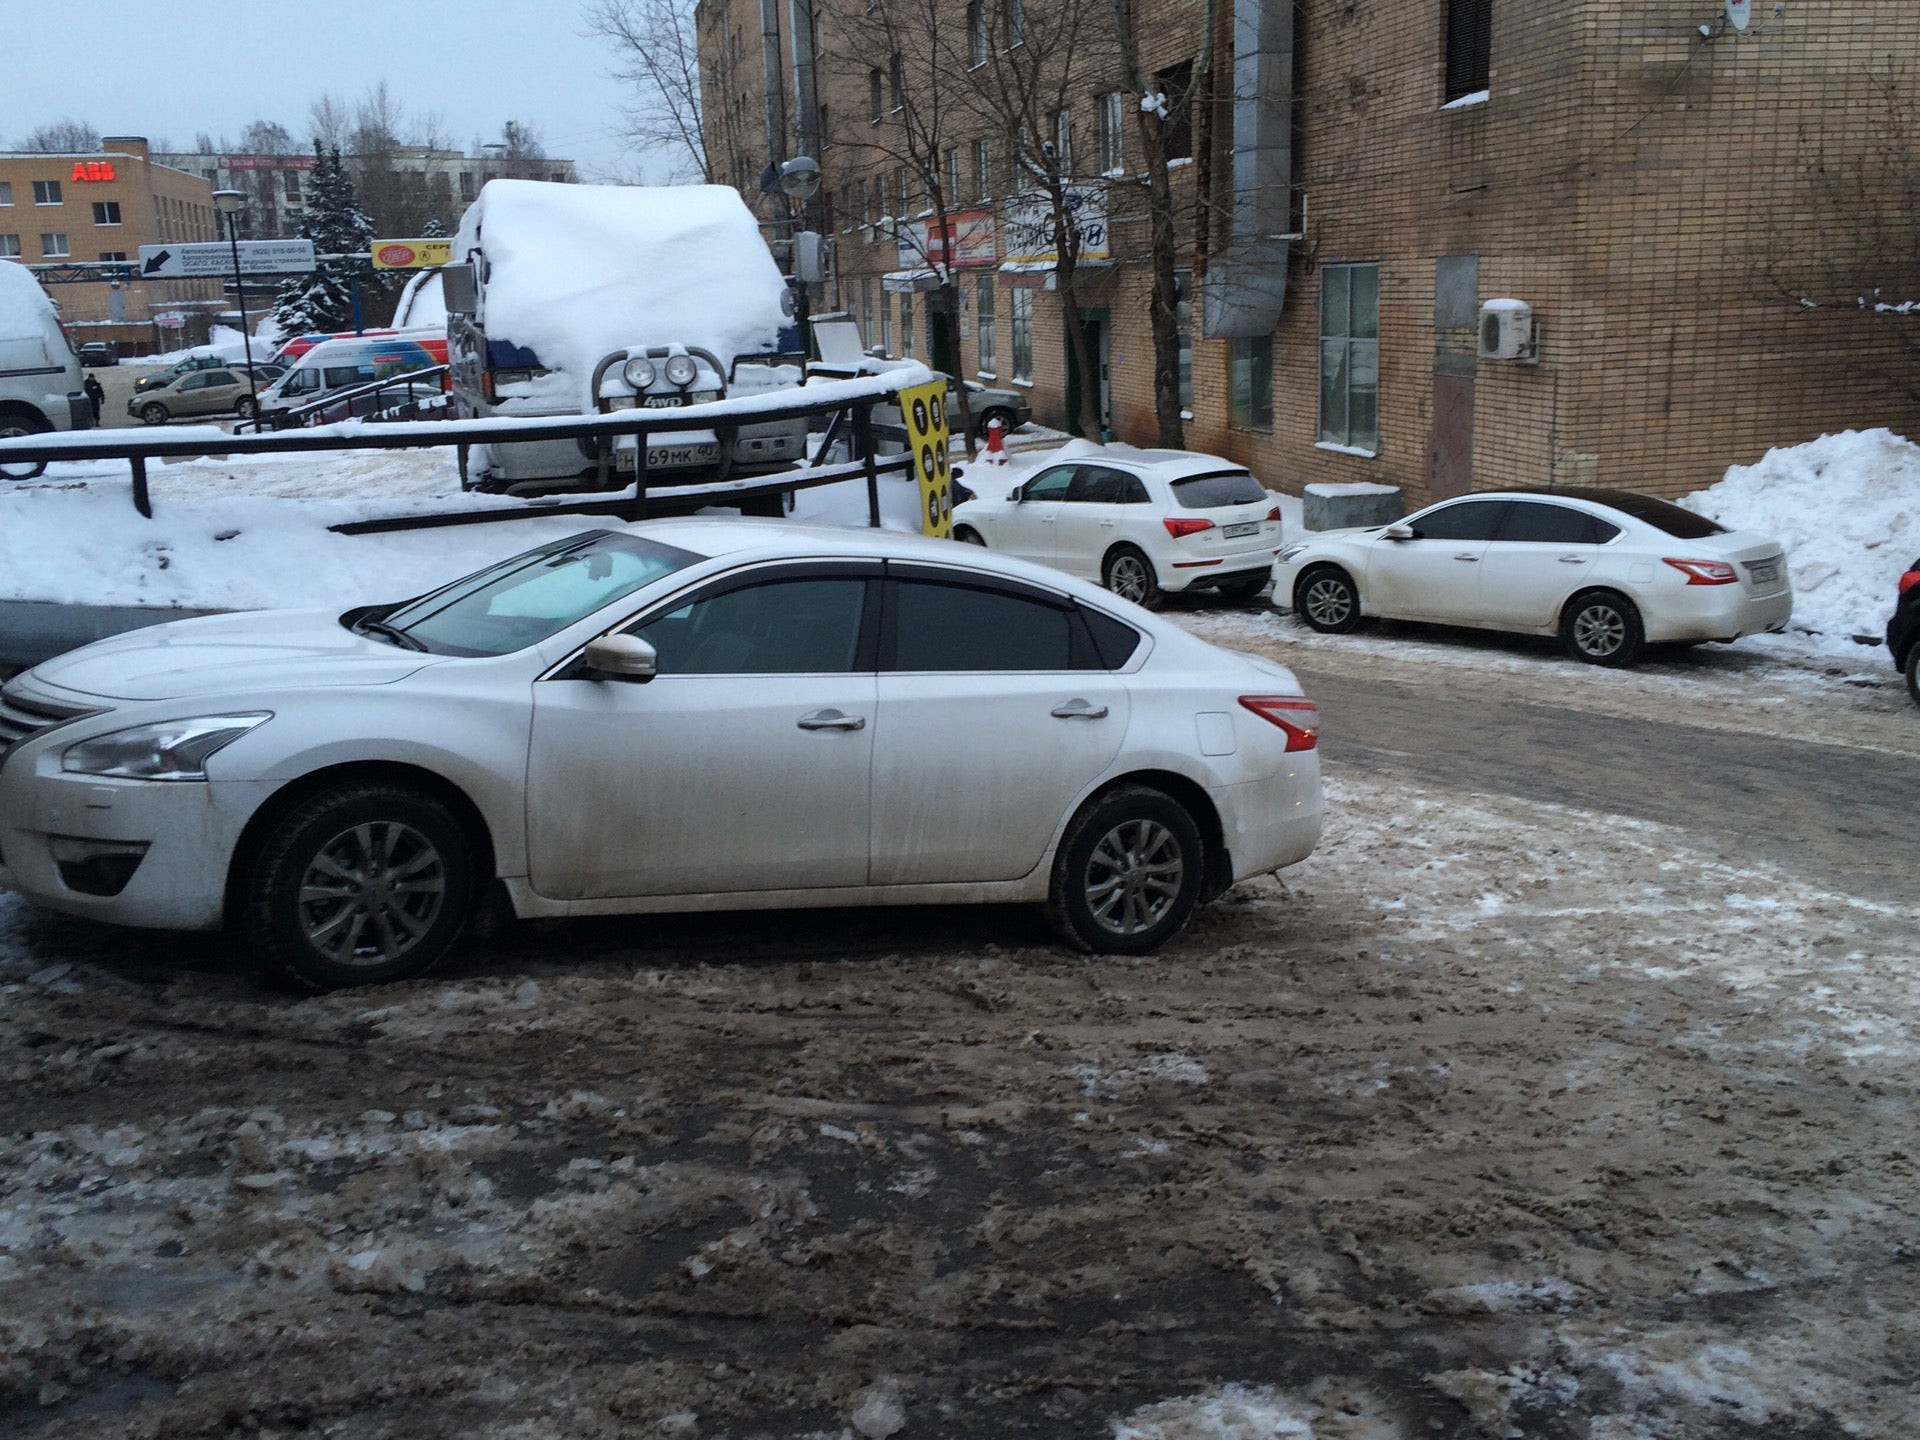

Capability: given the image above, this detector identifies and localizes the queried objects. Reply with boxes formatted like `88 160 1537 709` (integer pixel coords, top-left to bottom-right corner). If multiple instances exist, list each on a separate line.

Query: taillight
1239 695 1319 751
1663 558 1739 586
1165 517 1215 539
1265 506 1282 522
1899 568 1920 596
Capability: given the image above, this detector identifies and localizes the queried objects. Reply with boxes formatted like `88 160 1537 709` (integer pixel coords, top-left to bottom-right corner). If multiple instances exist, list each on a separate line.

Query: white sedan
952 443 1284 608
0 522 1324 990
1272 488 1792 666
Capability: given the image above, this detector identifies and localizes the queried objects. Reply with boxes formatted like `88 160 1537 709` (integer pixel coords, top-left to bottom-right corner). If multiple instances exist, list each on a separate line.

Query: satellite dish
1726 0 1751 30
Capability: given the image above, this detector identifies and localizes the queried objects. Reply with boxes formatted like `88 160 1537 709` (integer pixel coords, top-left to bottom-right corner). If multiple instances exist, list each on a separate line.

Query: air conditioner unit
1478 299 1536 361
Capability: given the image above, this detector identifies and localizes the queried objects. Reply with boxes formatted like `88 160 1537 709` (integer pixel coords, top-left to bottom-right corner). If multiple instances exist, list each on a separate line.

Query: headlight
622 357 657 390
663 354 698 387
62 713 271 781
1276 543 1311 563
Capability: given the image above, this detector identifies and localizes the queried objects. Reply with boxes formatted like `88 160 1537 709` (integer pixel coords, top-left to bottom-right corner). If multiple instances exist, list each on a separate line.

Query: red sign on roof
71 162 116 183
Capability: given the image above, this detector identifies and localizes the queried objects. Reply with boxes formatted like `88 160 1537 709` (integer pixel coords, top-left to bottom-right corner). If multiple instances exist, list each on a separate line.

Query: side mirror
1011 483 1026 503
1383 522 1414 540
583 633 658 682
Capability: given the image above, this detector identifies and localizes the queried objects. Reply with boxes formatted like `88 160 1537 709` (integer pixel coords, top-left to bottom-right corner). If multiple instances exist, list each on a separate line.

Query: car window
1409 499 1509 541
1022 466 1075 503
1068 466 1139 504
176 373 209 391
204 371 236 387
889 579 1078 671
382 530 703 657
1592 491 1727 539
1079 605 1143 668
1170 470 1269 509
1498 501 1613 545
635 577 868 675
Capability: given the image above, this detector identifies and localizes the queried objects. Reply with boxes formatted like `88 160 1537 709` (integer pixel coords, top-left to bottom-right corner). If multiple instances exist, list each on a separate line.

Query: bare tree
500 120 546 160
1111 0 1215 446
586 0 715 182
307 94 351 152
21 119 101 153
238 120 296 155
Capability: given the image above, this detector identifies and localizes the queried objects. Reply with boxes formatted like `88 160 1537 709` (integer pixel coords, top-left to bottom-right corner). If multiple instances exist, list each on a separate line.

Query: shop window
1319 263 1380 451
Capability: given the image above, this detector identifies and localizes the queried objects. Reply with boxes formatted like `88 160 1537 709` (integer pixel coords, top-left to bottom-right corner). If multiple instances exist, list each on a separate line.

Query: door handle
1453 554 1481 562
797 708 866 731
1051 700 1109 720
1558 555 1590 564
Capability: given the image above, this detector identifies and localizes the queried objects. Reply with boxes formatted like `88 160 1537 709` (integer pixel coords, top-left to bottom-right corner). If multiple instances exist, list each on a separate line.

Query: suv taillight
1164 517 1215 539
1663 558 1739 586
1239 696 1319 751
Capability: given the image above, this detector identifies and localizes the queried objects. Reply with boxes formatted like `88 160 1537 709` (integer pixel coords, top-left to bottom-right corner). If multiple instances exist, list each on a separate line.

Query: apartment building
0 136 221 355
699 0 1920 502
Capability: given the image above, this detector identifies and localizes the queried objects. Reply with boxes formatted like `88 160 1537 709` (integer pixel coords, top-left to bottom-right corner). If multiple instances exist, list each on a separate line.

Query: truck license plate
1222 521 1260 539
617 443 719 470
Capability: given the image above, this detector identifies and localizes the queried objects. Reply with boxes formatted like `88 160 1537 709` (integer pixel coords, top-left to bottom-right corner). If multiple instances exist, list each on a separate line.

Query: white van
0 260 94 478
255 333 448 426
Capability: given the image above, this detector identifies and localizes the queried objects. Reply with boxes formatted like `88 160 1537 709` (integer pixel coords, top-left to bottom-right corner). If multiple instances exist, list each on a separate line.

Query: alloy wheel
1571 603 1626 658
297 820 448 968
1082 818 1186 937
1107 554 1151 604
1303 576 1354 628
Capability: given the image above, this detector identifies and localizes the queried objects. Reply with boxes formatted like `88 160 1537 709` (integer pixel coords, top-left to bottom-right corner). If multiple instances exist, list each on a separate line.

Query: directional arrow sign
135 239 317 279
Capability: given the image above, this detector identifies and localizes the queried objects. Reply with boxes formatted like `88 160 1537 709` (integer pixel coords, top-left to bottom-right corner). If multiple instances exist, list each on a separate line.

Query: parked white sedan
952 443 1284 607
0 521 1324 990
1272 488 1792 666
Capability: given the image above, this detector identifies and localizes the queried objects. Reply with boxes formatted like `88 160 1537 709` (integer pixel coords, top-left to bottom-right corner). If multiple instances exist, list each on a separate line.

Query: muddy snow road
2 615 1916 1440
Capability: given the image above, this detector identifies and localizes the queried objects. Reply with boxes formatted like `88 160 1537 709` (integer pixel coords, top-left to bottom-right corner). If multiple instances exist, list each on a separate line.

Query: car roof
1036 440 1256 481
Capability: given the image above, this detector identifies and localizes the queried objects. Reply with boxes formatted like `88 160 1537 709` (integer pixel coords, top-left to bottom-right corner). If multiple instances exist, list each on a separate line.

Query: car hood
29 609 442 702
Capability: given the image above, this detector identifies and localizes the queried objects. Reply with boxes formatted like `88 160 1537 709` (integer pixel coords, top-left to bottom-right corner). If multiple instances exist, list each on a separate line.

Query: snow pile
0 259 59 338
1681 428 1920 645
451 181 788 407
142 326 267 368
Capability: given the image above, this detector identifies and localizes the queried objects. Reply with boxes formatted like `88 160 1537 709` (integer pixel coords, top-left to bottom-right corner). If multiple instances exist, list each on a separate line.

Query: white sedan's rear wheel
1561 590 1644 667
1047 786 1204 954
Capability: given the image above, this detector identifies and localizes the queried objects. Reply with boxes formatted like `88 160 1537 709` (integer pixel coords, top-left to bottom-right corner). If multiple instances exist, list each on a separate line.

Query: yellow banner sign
370 238 453 270
898 380 953 538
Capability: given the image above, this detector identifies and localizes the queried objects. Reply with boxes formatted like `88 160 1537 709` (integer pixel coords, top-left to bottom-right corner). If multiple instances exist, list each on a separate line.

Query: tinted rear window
1500 501 1618 545
890 581 1075 670
1600 493 1727 539
1171 471 1269 508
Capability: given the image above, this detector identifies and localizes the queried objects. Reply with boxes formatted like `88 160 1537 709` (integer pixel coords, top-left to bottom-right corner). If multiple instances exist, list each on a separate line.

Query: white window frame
40 232 70 258
1098 93 1126 175
0 234 20 257
91 200 122 226
33 180 62 206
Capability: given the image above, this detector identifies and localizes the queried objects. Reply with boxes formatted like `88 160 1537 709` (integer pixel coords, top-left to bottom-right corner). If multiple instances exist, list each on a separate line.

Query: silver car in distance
0 521 1324 990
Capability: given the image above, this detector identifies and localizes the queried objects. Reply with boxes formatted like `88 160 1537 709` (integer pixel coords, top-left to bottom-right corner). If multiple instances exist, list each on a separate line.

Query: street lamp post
211 189 259 421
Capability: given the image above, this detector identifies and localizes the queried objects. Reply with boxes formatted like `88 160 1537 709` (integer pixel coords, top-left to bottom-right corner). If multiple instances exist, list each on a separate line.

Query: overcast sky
1 0 654 180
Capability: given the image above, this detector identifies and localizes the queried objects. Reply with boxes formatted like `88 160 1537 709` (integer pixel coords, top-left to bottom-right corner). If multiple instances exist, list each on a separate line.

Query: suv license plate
617 443 719 471
1221 521 1260 539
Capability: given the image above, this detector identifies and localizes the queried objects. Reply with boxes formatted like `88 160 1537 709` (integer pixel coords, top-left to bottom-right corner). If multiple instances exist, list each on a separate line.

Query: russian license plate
616 443 719 471
1221 521 1260 539
1748 561 1779 584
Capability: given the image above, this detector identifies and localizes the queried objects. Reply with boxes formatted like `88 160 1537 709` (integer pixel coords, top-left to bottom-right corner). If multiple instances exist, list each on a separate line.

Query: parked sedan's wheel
1215 573 1268 604
976 406 1018 439
235 395 258 420
242 782 476 991
1103 545 1163 609
140 402 169 426
1561 590 1644 667
952 525 986 546
1048 786 1205 955
1905 644 1920 709
1294 565 1363 633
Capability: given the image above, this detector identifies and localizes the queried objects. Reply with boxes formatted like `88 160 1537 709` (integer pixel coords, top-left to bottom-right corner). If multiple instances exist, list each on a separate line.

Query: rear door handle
797 708 866 732
1454 554 1480 563
1558 555 1590 564
1051 700 1109 720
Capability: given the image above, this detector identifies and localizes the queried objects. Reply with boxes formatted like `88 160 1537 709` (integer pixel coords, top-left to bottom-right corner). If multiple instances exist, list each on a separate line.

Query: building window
944 148 960 205
98 250 127 261
890 52 906 112
898 167 912 215
1175 268 1194 410
1155 61 1193 160
1011 287 1033 381
968 0 987 66
1229 335 1273 430
973 139 992 200
1446 0 1492 101
33 180 63 205
0 235 20 257
880 289 892 353
862 278 874 347
900 294 914 357
40 232 70 258
1320 263 1380 450
1098 93 1125 175
285 173 302 202
91 201 122 225
0 182 12 206
459 171 475 200
1005 0 1026 47
976 278 997 375
870 68 885 122
1052 109 1073 174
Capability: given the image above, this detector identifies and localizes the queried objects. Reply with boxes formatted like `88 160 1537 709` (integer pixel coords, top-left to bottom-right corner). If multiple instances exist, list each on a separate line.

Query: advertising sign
137 240 316 279
371 238 454 270
1000 184 1109 268
894 221 928 270
898 379 953 539
928 209 998 269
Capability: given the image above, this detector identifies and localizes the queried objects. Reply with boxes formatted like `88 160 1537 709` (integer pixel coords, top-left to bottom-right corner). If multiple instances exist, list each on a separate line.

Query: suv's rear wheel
0 410 50 480
1103 545 1163 609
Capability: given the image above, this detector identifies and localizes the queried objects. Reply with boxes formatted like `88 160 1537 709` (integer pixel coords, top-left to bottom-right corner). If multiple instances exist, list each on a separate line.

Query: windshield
1171 470 1269 509
372 530 704 656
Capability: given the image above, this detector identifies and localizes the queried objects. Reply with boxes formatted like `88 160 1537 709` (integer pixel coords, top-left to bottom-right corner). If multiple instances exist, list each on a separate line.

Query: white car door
1366 498 1510 622
992 464 1075 564
525 566 878 900
1477 500 1617 629
869 567 1131 885
1054 464 1145 581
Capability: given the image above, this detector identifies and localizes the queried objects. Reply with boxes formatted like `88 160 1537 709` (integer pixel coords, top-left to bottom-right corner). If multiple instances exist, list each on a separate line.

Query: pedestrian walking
82 372 104 422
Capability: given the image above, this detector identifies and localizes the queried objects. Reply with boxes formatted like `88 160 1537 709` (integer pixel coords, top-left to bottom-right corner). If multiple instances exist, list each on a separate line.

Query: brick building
0 137 222 356
699 0 1920 502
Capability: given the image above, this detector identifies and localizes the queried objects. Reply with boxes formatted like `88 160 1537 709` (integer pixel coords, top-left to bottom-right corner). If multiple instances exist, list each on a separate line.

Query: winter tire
1295 566 1363 633
1103 545 1163 609
1047 786 1205 955
140 403 169 426
1562 590 1644 667
1216 573 1268 604
977 406 1018 439
235 396 258 420
1905 644 1919 709
952 525 985 546
242 782 476 991
0 413 50 480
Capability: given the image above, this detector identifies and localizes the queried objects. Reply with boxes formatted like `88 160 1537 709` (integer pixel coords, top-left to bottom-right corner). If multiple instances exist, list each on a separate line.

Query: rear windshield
1587 491 1727 539
1171 470 1269 509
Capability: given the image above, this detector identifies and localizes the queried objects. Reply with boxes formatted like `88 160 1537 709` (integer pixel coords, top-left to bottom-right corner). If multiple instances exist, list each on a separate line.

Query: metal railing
243 366 452 432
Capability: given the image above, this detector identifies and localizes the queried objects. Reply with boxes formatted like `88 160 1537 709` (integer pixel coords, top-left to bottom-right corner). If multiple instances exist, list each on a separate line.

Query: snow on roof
0 259 59 337
452 181 789 406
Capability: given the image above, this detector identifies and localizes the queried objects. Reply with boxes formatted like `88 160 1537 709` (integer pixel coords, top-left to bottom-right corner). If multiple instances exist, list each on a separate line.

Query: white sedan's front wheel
1295 566 1364 633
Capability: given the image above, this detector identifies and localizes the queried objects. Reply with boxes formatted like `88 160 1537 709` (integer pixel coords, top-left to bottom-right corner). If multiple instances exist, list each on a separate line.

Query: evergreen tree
269 145 375 335
420 215 447 238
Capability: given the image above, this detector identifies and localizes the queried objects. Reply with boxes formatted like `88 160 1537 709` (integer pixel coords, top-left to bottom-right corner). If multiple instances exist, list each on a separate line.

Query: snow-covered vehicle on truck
444 180 807 493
